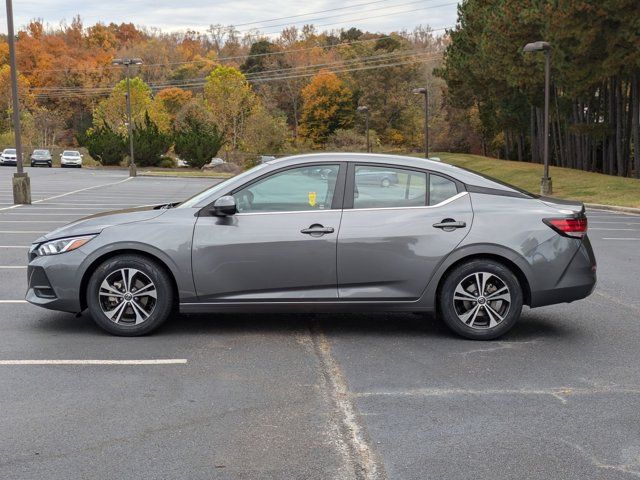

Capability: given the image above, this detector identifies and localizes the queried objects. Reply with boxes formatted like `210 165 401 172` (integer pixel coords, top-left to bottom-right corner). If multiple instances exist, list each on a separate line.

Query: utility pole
523 41 553 195
6 0 31 204
356 105 371 152
112 58 143 177
412 87 429 159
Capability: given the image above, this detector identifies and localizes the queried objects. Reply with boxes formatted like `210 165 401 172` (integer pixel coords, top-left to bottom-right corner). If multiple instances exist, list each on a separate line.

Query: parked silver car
30 149 52 167
26 153 596 339
0 148 18 166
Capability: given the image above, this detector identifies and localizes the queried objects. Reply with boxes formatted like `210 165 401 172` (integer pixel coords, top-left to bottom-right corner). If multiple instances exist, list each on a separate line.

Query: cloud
2 0 459 35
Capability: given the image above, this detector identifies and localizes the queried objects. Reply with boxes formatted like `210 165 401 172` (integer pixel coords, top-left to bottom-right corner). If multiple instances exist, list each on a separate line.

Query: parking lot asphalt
0 166 639 479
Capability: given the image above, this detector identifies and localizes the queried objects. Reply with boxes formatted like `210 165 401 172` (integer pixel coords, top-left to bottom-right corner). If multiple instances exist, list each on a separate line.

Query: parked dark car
26 153 596 339
30 149 52 167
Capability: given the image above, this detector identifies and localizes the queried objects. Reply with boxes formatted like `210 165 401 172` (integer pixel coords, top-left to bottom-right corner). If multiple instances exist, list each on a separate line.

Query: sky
0 0 460 36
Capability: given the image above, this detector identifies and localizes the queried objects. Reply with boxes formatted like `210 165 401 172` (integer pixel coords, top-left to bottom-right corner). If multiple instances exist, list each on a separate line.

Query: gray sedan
26 153 596 339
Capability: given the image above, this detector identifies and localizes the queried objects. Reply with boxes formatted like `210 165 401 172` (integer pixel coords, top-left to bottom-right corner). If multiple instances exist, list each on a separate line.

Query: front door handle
433 219 466 230
301 224 335 236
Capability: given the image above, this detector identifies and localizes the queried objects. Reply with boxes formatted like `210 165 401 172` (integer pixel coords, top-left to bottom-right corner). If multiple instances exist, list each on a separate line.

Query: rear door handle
301 224 335 236
433 219 466 230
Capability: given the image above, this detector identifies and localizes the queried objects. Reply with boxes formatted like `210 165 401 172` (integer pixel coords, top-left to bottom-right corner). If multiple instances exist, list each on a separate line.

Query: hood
34 205 168 243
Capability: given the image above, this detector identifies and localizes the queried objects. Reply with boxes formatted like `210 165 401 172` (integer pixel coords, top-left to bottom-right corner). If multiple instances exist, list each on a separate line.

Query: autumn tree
94 77 152 132
299 70 354 145
203 66 257 150
149 87 193 132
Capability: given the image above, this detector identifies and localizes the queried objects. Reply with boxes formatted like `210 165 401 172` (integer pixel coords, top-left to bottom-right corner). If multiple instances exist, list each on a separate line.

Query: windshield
34 150 48 154
4 149 16 154
63 151 80 156
178 163 268 208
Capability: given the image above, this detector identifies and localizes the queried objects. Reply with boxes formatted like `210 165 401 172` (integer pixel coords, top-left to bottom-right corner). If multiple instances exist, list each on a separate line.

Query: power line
32 51 443 99
30 48 440 93
231 0 397 27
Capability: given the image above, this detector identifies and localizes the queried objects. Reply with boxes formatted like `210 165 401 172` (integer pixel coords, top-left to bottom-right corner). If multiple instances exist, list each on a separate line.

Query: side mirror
212 195 237 216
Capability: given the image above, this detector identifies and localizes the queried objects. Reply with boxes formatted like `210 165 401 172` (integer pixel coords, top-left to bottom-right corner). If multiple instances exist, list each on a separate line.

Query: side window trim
344 162 465 210
199 162 347 216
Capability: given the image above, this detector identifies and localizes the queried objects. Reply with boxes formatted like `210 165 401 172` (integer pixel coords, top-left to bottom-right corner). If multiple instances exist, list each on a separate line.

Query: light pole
413 87 429 159
356 105 371 152
112 58 143 177
6 0 31 204
523 41 552 195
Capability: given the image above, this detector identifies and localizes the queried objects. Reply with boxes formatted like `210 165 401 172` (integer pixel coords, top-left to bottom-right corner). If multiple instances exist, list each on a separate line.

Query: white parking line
0 220 64 223
602 238 640 240
0 266 26 269
0 359 188 365
0 230 47 233
590 228 640 231
0 300 27 303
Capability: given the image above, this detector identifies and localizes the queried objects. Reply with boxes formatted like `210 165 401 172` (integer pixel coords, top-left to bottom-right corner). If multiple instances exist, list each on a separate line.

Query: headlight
34 235 96 256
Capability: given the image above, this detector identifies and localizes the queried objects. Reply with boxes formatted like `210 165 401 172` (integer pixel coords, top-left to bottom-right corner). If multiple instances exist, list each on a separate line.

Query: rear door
192 163 346 302
337 163 473 300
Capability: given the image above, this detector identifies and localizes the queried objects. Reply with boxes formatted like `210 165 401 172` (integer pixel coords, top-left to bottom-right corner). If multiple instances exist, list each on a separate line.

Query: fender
418 243 535 308
78 240 198 304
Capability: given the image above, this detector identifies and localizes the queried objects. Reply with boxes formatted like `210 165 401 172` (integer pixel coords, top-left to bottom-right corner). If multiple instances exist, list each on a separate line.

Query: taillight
543 217 588 238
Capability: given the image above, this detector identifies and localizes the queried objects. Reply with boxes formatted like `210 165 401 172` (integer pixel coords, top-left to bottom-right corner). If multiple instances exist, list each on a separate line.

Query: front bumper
26 248 87 313
61 159 82 166
1 159 17 165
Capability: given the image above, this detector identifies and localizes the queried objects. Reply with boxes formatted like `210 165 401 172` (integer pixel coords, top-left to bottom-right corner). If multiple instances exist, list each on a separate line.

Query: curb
585 203 640 215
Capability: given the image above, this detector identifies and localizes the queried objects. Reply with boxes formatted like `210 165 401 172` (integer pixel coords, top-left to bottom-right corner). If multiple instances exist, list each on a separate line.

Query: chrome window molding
346 191 468 213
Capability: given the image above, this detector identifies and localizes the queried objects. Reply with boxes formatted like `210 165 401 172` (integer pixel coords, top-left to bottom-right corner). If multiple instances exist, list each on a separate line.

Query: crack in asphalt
308 321 388 480
353 385 640 404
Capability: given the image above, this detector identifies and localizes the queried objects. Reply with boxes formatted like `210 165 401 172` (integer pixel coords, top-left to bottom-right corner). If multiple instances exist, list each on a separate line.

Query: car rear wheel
86 255 173 336
438 259 523 340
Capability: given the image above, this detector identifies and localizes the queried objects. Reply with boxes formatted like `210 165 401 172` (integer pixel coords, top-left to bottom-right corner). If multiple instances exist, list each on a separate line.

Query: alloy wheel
452 271 511 329
99 268 157 325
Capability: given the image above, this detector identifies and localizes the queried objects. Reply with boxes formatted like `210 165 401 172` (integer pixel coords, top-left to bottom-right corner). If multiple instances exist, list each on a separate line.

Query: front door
192 163 345 302
337 164 473 300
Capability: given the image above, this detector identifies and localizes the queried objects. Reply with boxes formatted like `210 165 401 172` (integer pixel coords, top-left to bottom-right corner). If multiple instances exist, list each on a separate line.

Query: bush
79 124 126 166
158 157 176 168
326 128 376 151
173 101 224 169
132 112 172 167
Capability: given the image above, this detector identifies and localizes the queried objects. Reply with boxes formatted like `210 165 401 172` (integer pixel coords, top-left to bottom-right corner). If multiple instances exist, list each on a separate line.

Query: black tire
48 162 52 168
86 254 174 336
438 259 523 340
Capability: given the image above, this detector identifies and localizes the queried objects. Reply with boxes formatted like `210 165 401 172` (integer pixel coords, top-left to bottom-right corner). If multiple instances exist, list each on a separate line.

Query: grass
432 152 640 208
138 169 236 179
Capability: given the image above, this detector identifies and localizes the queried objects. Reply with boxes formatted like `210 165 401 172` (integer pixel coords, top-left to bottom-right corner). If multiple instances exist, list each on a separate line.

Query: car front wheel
438 259 523 340
86 255 174 336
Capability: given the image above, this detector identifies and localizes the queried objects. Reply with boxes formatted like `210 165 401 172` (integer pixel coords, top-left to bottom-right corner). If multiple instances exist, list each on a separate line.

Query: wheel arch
79 248 180 311
422 244 533 309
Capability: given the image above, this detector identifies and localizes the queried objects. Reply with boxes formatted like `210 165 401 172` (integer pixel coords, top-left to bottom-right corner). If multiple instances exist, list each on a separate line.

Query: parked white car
0 148 18 166
60 150 83 168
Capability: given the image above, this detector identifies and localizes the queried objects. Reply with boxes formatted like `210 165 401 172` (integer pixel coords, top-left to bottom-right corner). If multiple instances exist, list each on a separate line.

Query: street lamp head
356 105 369 113
412 87 427 95
523 41 551 53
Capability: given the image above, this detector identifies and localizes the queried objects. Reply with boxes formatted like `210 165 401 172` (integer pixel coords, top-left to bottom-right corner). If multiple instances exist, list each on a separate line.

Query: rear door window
353 165 427 209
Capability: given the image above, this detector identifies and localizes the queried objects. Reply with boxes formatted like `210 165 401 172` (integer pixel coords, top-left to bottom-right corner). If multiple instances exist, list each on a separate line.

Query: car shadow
34 309 575 342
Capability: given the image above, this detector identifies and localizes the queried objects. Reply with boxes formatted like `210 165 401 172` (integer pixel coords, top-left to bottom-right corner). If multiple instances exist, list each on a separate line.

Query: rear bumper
530 236 597 307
